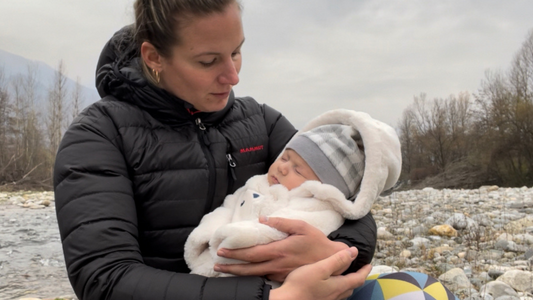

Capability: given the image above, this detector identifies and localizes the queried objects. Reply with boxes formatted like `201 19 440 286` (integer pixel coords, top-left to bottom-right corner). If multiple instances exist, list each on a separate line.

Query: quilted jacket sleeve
54 106 269 300
329 212 377 273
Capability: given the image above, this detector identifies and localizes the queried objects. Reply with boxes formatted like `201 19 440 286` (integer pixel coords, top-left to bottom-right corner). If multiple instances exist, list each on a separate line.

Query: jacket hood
95 25 234 126
285 109 402 220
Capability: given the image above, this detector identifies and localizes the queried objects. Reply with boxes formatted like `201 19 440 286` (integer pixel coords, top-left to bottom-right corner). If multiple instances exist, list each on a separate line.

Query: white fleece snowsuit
184 109 402 278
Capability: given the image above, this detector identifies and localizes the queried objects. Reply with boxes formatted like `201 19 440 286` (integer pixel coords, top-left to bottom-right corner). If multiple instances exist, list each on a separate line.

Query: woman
54 0 376 299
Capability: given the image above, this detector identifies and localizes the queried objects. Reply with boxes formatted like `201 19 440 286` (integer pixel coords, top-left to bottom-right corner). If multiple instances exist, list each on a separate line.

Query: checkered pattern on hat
303 124 365 198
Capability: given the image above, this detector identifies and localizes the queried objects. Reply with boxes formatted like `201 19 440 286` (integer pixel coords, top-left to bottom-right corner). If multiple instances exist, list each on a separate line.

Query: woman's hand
271 247 372 300
214 217 350 282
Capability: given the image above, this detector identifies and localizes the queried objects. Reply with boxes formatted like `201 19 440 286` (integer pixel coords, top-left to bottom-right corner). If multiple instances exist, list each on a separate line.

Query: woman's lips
211 91 230 99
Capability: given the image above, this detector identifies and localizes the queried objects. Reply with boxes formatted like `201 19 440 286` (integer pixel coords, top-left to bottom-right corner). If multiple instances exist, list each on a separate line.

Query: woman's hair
134 0 241 83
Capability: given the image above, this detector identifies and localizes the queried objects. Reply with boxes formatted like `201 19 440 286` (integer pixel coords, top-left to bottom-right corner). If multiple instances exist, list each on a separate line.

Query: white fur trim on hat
285 109 402 220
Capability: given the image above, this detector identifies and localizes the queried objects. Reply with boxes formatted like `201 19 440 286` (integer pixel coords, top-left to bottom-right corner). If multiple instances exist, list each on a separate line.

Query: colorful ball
350 272 459 300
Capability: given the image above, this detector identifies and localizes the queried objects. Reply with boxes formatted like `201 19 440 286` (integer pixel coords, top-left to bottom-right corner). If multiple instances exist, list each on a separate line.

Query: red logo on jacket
240 145 264 153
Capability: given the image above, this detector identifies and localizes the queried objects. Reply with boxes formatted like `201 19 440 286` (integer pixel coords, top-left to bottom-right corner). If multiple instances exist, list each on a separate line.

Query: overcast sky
1 1 532 128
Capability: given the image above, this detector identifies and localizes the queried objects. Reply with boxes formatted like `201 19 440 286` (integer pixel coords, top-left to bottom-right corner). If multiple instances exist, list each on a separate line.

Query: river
0 195 76 300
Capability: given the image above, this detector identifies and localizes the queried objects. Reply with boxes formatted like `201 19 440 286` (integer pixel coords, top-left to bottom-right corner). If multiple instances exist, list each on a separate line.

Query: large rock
479 281 520 299
494 240 523 252
410 237 431 248
496 270 533 292
431 246 454 254
505 216 533 234
445 213 478 230
438 268 473 291
513 233 533 244
377 227 394 240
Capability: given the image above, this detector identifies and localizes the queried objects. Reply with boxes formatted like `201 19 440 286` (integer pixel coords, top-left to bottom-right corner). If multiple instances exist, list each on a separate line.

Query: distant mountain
0 49 99 110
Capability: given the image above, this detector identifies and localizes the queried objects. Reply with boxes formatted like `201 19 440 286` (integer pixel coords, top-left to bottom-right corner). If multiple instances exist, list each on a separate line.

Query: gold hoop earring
153 69 160 84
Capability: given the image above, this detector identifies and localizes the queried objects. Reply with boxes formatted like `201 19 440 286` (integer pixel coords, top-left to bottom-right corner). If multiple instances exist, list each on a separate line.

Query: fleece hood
286 109 402 220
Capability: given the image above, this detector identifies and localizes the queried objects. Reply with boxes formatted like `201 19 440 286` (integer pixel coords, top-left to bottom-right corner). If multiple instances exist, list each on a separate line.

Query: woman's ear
141 42 163 71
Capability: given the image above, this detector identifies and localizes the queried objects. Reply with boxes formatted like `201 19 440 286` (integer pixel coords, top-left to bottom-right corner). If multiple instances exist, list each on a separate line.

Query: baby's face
267 149 320 190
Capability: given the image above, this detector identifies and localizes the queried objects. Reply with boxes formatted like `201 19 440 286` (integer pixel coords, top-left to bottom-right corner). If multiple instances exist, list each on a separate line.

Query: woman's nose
218 59 240 86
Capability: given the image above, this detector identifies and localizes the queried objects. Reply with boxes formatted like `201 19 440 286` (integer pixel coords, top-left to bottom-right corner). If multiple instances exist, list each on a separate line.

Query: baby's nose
278 162 289 175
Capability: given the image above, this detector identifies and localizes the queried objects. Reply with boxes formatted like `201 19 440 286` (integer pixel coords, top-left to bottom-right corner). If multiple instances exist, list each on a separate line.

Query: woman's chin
202 99 229 112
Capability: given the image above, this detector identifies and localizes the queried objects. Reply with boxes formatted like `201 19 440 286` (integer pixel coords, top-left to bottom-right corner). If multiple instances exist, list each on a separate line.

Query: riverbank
1 186 532 300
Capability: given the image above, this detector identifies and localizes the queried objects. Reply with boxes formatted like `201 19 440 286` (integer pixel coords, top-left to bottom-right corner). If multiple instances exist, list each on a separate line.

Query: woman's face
159 3 244 112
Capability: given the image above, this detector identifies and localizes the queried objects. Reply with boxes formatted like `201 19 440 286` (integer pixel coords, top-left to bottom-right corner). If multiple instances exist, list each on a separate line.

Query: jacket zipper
195 118 216 214
226 153 237 195
224 134 237 195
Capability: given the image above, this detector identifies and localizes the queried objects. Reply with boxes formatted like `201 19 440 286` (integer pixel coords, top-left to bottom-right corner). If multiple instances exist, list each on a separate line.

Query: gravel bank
1 186 533 300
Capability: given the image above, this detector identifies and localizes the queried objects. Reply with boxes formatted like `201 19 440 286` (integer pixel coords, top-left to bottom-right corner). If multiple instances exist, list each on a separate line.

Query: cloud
0 0 133 86
234 0 533 127
1 0 532 128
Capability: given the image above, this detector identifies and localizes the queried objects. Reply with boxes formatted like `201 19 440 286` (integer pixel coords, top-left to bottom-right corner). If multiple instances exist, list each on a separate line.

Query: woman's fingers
343 263 372 289
214 260 271 276
270 248 372 300
258 216 310 235
217 241 278 263
216 217 313 264
317 247 359 279
216 217 350 280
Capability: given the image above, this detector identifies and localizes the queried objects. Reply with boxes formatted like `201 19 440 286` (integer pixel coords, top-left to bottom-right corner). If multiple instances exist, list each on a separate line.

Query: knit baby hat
286 124 365 199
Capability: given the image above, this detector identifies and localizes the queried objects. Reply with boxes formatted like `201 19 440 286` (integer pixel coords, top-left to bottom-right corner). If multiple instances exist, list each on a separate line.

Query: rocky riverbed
1 186 533 300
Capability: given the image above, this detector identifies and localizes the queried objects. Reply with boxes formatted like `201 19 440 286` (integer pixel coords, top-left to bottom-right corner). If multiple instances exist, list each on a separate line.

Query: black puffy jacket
54 26 377 300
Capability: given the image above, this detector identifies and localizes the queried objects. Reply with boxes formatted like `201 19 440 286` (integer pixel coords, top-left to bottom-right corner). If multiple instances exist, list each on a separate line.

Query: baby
184 109 402 279
268 124 363 200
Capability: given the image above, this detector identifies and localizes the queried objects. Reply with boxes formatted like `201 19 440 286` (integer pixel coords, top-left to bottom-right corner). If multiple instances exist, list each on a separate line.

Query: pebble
429 224 458 237
372 185 533 299
2 186 533 299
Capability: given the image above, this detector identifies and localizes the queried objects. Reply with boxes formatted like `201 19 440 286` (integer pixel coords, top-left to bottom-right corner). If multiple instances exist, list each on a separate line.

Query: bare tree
508 29 533 102
398 92 475 186
398 108 415 178
0 59 93 188
10 75 25 177
0 63 48 185
408 94 451 172
21 64 43 174
508 30 533 176
70 77 84 123
445 92 473 162
474 29 533 186
47 60 68 154
0 67 12 181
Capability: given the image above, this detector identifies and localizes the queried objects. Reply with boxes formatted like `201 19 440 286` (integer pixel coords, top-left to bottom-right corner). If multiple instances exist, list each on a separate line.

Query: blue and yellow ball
350 272 460 300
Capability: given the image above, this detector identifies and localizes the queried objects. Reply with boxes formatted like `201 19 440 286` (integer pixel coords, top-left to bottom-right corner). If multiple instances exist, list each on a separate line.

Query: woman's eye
199 58 216 67
231 51 241 59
